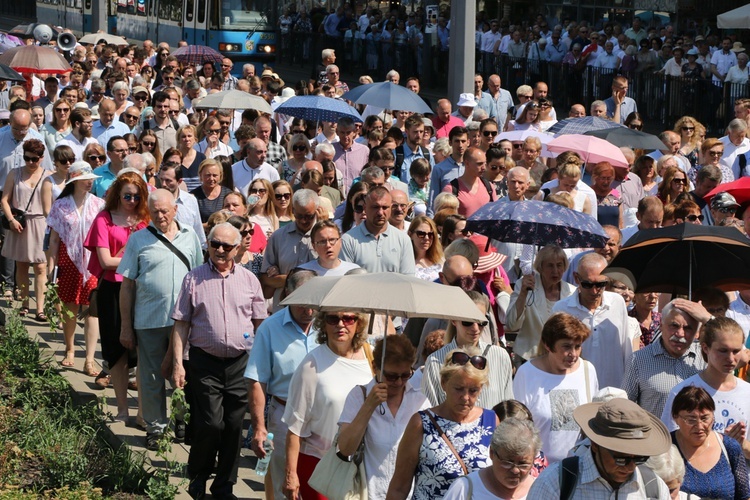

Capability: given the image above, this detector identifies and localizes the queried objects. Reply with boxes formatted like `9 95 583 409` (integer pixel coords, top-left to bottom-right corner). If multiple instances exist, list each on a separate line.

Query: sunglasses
249 188 267 195
55 108 70 113
628 123 643 130
133 94 148 101
449 351 487 370
125 114 140 120
604 448 649 467
716 206 737 213
381 370 414 382
513 143 524 149
88 154 106 162
23 155 41 162
141 141 156 148
240 229 254 237
579 278 609 289
482 130 498 137
207 128 221 135
686 214 705 222
681 126 695 131
295 213 316 222
414 230 433 239
56 158 73 165
490 165 507 171
672 178 687 184
353 204 365 214
209 240 237 251
122 194 142 202
708 151 724 157
275 192 291 200
324 314 358 326
461 319 490 328
292 145 308 152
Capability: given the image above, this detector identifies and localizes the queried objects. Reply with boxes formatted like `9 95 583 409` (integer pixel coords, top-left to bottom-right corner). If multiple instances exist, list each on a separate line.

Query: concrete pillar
448 0 476 105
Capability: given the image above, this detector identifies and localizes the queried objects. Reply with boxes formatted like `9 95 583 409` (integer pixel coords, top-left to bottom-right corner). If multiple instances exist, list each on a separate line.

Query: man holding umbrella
552 252 632 388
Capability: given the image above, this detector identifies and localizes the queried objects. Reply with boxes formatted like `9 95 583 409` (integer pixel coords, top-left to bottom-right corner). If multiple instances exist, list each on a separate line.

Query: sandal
61 354 75 367
83 361 100 377
18 307 28 317
94 372 111 389
34 312 48 323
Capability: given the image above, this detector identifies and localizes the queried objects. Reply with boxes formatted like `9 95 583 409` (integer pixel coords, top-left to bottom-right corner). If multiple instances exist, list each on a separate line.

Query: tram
33 0 277 65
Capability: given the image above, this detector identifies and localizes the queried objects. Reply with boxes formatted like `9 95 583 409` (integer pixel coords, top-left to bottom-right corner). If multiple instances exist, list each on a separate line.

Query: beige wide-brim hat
573 399 671 456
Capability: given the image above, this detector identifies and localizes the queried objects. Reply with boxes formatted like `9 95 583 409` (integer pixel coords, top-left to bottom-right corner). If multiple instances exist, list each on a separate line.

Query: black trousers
186 346 248 495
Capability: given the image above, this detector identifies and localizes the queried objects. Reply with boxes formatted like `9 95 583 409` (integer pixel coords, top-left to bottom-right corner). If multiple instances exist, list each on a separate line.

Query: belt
272 395 286 406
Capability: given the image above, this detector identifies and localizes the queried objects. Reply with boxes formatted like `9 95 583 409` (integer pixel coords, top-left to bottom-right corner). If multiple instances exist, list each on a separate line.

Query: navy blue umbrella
466 200 609 249
275 95 362 123
549 116 624 136
341 82 433 114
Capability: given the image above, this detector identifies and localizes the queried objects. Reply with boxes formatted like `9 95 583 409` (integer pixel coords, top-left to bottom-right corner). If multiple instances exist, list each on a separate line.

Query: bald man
432 99 466 139
231 138 280 197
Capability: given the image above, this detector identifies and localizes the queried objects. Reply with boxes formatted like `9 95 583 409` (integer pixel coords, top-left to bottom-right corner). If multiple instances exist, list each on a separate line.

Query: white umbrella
718 4 750 29
79 33 129 45
194 89 272 114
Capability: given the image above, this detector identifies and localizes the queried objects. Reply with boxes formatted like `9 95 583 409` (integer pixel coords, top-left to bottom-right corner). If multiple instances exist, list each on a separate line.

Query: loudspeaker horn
33 24 54 44
58 33 77 51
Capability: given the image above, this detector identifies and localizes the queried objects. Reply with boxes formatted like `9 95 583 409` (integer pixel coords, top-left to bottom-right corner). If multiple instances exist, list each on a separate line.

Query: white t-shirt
443 470 533 500
338 378 429 499
513 359 599 463
282 344 373 458
298 259 361 276
660 373 750 439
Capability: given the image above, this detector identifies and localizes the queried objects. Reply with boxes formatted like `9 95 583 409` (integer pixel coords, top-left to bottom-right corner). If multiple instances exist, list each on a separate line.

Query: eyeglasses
207 128 221 134
449 351 487 370
295 213 316 222
513 143 524 149
482 130 498 137
686 214 705 222
122 194 141 202
209 240 237 251
708 150 724 157
490 165 507 171
23 155 41 162
603 448 649 467
677 413 714 426
578 278 609 289
88 154 106 162
249 188 267 195
414 230 433 239
494 456 533 473
292 144 308 152
381 370 414 382
672 178 687 184
291 129 306 134
391 203 408 211
314 237 340 246
353 204 365 214
275 192 291 200
240 229 254 237
324 314 358 326
461 319 490 328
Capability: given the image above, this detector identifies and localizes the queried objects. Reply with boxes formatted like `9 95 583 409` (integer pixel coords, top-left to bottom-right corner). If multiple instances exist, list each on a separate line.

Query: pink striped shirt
172 260 267 358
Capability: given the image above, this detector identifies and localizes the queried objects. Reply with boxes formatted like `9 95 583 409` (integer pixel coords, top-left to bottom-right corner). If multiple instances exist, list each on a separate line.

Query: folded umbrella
606 223 750 297
341 82 433 114
546 134 630 169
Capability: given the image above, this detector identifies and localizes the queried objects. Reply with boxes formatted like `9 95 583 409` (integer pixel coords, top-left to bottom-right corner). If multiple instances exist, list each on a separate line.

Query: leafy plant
42 282 74 332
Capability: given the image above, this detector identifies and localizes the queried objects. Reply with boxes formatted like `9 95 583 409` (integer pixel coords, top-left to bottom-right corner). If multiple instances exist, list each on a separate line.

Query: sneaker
174 419 186 442
145 432 163 451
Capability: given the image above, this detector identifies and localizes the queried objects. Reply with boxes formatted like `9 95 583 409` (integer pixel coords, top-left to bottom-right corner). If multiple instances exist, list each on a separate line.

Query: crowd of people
2 8 750 500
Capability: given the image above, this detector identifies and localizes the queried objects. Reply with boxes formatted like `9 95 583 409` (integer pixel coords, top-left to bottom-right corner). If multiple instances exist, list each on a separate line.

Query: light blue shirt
427 156 463 216
0 126 53 186
174 190 206 248
117 222 203 329
92 163 118 198
475 91 495 120
488 88 514 131
92 120 130 147
341 222 415 275
604 96 638 124
244 307 320 399
398 142 433 183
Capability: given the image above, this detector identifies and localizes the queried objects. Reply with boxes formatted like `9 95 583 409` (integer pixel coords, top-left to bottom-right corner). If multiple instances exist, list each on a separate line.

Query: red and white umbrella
546 133 629 169
0 44 71 74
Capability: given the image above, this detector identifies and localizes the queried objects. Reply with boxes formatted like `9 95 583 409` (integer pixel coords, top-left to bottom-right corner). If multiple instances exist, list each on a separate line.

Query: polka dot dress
56 241 98 305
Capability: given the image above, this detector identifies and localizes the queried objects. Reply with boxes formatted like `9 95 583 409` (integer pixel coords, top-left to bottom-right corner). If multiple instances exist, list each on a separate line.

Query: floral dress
412 409 496 500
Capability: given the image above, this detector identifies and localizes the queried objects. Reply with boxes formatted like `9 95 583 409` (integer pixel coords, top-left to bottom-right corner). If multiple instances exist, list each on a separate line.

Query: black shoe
145 432 163 451
211 492 238 500
187 479 206 499
174 419 186 442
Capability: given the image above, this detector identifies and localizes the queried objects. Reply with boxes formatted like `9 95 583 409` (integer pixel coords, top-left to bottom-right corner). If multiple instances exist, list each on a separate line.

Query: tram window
85 0 91 8
172 0 182 21
197 0 205 23
185 0 193 21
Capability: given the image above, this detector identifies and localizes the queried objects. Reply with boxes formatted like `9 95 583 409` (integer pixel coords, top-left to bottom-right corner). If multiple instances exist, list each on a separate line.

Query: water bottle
243 332 254 353
255 432 274 476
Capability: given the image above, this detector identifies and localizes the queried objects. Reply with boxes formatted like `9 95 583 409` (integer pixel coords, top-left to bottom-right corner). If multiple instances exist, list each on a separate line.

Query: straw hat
65 161 101 185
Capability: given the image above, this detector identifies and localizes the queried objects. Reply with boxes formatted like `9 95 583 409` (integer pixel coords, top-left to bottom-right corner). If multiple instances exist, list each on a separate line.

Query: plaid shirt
222 74 239 91
265 141 287 172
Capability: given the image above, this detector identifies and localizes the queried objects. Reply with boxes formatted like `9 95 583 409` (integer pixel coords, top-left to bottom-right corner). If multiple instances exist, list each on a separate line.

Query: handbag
1 173 41 230
308 386 368 500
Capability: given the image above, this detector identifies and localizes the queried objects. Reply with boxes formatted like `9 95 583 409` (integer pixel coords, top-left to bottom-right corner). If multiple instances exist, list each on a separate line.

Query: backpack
394 144 432 181
739 153 747 178
143 116 180 132
450 177 494 200
558 455 661 500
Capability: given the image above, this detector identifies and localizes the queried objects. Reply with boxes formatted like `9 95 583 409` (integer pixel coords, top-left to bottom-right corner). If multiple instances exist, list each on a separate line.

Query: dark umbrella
584 127 665 151
549 116 624 135
275 95 362 123
172 45 224 66
606 223 750 298
0 63 25 82
341 82 433 114
466 200 609 248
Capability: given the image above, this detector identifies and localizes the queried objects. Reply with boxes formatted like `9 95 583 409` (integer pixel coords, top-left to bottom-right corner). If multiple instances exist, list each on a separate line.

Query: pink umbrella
546 134 629 169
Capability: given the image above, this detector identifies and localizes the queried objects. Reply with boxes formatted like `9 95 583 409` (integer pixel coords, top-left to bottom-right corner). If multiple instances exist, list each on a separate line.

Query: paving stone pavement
6 294 267 499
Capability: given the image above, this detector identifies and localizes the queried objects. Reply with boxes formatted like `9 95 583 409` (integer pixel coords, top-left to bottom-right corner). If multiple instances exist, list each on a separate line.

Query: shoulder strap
583 360 591 403
143 119 150 131
636 463 660 498
146 225 192 271
171 117 180 130
450 178 459 196
740 154 747 178
480 177 494 199
23 171 42 213
482 344 491 356
425 411 469 475
394 144 405 177
559 456 579 500
362 342 376 376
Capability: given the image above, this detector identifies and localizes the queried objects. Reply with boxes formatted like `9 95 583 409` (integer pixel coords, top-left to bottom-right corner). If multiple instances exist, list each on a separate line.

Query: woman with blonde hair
247 178 278 238
632 155 658 195
111 82 133 119
138 129 162 168
674 116 701 168
83 142 107 171
177 125 206 191
272 180 294 226
281 134 311 183
535 154 591 214
657 165 689 205
190 158 232 225
42 99 73 152
409 216 444 281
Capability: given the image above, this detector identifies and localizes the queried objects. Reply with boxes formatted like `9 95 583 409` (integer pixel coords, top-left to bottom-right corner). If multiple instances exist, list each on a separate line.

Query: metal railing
275 30 748 135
